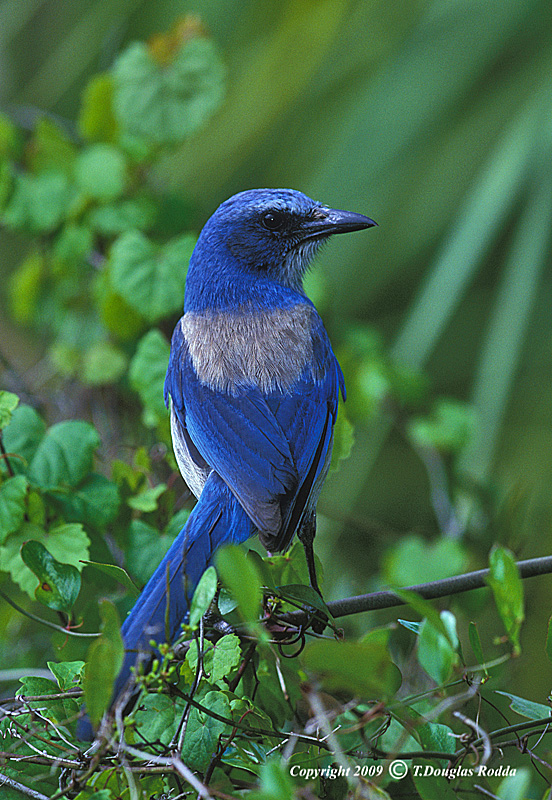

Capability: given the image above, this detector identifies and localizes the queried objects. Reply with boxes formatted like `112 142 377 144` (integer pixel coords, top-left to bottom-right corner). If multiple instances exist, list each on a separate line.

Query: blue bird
115 188 375 705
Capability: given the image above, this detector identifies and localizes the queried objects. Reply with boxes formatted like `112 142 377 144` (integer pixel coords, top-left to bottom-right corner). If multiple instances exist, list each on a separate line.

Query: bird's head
189 188 376 299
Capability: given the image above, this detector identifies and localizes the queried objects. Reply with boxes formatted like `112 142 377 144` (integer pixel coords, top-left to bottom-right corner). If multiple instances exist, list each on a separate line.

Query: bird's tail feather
114 472 255 703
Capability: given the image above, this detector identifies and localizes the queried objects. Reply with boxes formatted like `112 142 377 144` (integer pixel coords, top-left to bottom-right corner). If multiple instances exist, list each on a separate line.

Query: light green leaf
485 545 524 655
8 249 44 323
216 545 262 627
28 420 100 490
189 566 218 628
496 767 531 800
329 406 354 473
383 535 468 587
84 600 124 727
417 612 459 685
82 341 128 386
89 197 156 235
82 560 140 597
129 328 170 422
48 660 85 691
110 231 194 322
1 405 46 474
127 482 166 512
0 475 27 542
78 72 118 143
0 522 90 599
496 691 551 721
113 36 225 145
21 540 81 612
0 391 19 429
3 171 73 233
74 143 127 201
187 634 241 686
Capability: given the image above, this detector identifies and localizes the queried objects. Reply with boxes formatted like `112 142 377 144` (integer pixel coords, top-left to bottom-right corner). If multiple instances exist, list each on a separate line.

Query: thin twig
0 772 49 800
0 589 99 637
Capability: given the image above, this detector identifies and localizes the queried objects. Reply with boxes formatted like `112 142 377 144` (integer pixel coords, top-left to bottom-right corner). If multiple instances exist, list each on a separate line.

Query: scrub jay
116 188 375 701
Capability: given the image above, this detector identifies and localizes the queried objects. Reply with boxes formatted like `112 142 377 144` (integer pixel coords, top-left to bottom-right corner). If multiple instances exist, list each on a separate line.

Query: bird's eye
261 210 285 231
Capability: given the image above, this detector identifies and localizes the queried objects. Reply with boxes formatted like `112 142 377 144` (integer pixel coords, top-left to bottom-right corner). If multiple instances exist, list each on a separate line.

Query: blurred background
1 0 552 730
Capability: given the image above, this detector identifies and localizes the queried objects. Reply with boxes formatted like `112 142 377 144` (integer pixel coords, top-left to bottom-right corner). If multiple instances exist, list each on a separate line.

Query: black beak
300 207 377 241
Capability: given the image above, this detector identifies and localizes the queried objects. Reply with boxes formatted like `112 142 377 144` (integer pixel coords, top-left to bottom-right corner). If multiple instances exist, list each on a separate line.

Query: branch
280 554 552 624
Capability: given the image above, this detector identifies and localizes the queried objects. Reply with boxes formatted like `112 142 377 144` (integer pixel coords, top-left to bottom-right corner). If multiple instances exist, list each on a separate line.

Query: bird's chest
180 305 315 394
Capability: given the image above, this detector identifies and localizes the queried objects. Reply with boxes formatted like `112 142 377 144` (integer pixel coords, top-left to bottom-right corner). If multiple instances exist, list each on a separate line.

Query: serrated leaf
181 689 231 770
3 171 73 233
17 675 79 724
50 473 120 528
129 328 171 422
28 420 100 490
112 34 225 145
0 391 19 429
189 565 218 628
82 560 140 597
48 660 85 691
187 634 242 686
127 482 166 512
110 231 194 322
0 522 90 599
134 692 181 744
74 144 127 201
216 545 262 626
21 540 82 612
0 475 28 543
302 637 401 699
485 545 524 655
496 691 551 720
84 599 124 726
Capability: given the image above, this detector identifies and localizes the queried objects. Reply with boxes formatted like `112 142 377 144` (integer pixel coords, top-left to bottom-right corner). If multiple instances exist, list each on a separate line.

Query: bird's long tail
114 473 255 700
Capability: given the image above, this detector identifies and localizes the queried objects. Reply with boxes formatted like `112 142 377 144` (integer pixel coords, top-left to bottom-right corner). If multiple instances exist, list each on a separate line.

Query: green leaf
485 545 524 655
82 560 140 597
2 404 46 475
496 767 531 800
47 660 85 691
129 328 171 422
258 758 294 800
51 223 93 270
17 674 79 724
417 722 456 765
126 519 178 585
181 689 231 770
49 473 120 528
383 534 468 586
82 340 128 385
134 692 181 745
189 565 218 628
276 583 333 624
28 420 100 490
21 540 81 612
0 391 19 429
302 635 401 699
84 599 124 727
0 112 20 158
112 35 226 145
110 231 194 322
27 118 77 175
127 482 166 512
89 197 156 235
495 691 551 721
0 475 28 542
0 522 90 599
3 171 73 233
408 399 475 453
74 144 127 201
8 249 44 323
417 611 459 684
216 544 262 626
187 634 242 685
468 621 488 677
78 72 118 143
329 405 354 473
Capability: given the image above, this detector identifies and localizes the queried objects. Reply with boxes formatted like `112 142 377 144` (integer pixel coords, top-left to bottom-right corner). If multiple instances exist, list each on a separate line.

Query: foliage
1 6 552 800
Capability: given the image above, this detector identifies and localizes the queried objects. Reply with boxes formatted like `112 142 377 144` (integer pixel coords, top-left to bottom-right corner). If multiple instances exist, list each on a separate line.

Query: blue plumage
111 188 375 713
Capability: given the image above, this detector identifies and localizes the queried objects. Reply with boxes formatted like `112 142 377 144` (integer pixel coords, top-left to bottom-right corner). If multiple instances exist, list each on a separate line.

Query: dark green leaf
276 583 333 623
134 692 181 745
181 689 231 770
417 722 456 764
302 636 401 699
2 405 46 474
84 600 124 727
0 522 89 599
17 674 79 724
110 231 194 322
0 475 27 542
49 473 120 528
21 540 81 612
468 621 488 677
126 519 177 584
189 565 218 628
28 420 100 490
112 36 225 145
82 560 140 597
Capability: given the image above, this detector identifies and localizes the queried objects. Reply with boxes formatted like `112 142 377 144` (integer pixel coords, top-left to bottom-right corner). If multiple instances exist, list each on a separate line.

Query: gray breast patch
180 304 316 394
